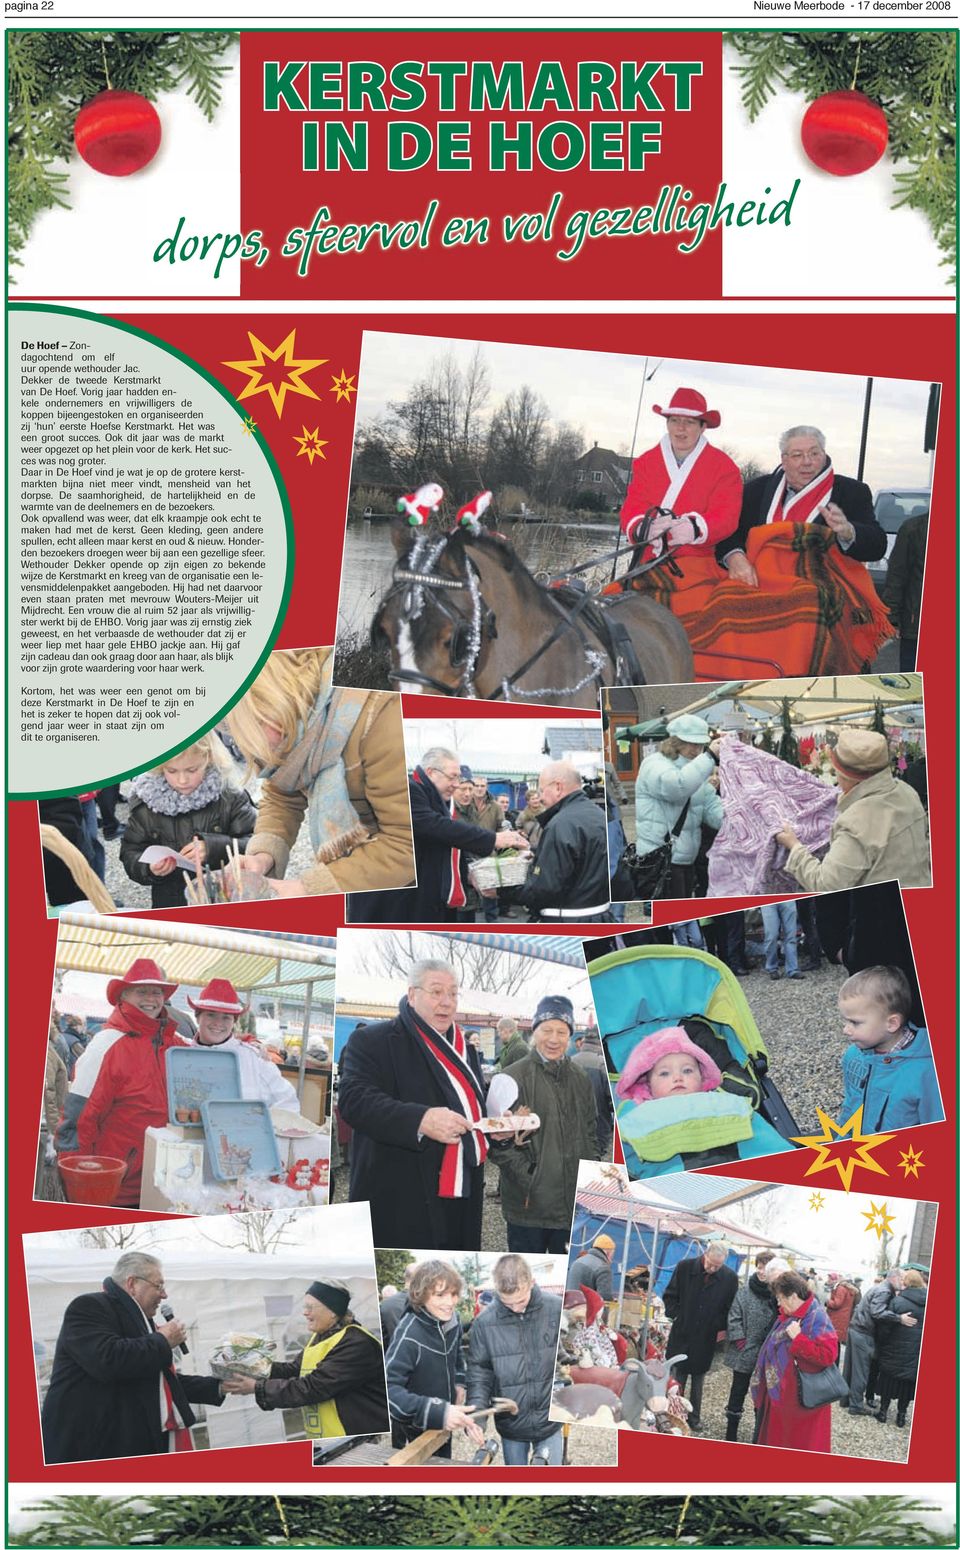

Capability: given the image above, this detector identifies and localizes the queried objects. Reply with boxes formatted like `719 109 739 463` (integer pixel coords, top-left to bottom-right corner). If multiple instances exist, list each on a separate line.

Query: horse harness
383 513 676 699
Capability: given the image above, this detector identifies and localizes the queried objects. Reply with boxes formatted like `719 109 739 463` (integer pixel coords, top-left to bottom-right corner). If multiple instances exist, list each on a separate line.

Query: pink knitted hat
616 1026 723 1104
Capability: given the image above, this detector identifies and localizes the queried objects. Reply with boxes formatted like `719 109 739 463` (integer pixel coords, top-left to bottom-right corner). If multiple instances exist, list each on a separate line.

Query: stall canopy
56 913 336 991
440 931 586 967
571 1175 799 1299
625 675 923 738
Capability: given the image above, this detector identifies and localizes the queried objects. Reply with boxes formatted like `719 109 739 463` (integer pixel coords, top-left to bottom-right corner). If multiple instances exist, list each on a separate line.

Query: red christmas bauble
74 89 162 176
800 89 888 177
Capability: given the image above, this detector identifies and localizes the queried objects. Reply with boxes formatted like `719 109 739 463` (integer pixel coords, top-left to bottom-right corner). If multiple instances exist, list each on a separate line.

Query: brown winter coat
785 768 930 893
245 691 415 895
45 1045 68 1134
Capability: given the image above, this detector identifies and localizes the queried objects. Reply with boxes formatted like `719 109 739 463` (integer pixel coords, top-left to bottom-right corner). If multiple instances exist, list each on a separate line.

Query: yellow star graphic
898 1144 925 1179
222 330 327 419
808 1191 825 1212
862 1200 896 1240
791 1105 890 1192
330 369 357 404
292 425 329 466
241 416 258 436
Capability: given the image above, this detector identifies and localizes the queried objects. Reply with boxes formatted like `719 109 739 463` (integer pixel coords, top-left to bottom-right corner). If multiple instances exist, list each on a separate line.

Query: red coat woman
751 1271 839 1453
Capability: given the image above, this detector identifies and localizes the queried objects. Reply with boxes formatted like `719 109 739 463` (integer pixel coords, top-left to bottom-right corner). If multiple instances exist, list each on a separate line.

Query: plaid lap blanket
617 523 894 678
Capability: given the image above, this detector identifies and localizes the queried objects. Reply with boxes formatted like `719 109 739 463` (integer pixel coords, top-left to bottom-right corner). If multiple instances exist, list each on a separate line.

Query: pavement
680 1352 912 1465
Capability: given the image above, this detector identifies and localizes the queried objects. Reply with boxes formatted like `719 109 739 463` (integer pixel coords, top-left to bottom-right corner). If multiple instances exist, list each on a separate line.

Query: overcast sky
581 1164 926 1282
356 330 937 491
336 927 594 1020
24 1202 373 1260
403 715 601 774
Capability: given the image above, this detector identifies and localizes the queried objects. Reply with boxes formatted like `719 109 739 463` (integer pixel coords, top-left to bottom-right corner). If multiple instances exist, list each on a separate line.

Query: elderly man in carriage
616 407 892 678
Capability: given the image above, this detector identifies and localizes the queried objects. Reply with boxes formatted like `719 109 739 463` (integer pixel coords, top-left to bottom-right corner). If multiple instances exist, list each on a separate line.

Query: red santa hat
106 957 177 1007
616 1025 723 1104
456 490 493 530
563 1286 604 1324
187 978 247 1016
397 481 444 526
652 387 721 429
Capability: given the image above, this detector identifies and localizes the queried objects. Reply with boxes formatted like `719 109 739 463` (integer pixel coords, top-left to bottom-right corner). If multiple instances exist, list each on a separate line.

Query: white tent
25 1230 382 1458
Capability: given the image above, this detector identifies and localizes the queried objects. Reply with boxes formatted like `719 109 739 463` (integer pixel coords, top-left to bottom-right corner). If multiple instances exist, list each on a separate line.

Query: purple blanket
707 739 838 897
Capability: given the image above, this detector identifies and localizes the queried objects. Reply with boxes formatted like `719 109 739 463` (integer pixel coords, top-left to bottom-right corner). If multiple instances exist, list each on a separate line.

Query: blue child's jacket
839 1025 942 1133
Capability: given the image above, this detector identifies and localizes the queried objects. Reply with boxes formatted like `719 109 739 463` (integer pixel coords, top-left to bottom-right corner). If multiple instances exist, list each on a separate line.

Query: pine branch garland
7 29 237 269
727 30 956 278
9 1494 956 1547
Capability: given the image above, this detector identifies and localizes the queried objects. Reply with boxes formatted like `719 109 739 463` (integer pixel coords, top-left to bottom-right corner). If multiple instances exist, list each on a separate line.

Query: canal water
336 519 621 635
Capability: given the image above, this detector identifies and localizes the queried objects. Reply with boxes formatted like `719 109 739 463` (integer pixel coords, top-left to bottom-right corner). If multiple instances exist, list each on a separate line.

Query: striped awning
440 931 586 967
56 912 336 991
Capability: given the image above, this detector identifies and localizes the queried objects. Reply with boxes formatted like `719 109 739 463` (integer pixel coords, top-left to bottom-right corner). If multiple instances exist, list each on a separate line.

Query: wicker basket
467 852 531 890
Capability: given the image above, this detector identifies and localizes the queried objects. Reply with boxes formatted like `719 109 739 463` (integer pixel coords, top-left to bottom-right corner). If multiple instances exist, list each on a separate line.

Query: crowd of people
623 714 930 903
336 960 610 1254
557 1233 929 1456
347 750 614 924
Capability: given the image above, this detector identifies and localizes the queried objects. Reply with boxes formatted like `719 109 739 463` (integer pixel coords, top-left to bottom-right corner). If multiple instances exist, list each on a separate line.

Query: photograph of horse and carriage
332 331 937 708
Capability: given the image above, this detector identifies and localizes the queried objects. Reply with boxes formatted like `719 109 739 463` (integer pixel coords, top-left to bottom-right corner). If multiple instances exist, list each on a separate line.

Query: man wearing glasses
338 959 490 1250
350 745 525 923
41 1251 225 1463
716 425 886 589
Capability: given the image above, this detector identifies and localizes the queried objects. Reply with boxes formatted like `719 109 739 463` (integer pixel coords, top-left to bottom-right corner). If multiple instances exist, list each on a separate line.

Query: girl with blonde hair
227 647 414 898
120 731 257 908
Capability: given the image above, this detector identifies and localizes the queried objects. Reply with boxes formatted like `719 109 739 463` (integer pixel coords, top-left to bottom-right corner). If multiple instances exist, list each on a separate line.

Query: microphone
160 1302 189 1355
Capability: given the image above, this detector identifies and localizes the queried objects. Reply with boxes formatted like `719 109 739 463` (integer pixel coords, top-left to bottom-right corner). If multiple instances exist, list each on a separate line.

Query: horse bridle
383 533 499 697
382 513 675 699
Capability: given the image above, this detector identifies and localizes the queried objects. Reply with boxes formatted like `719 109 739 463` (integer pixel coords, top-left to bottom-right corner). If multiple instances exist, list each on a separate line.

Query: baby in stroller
616 1024 760 1172
591 944 798 1179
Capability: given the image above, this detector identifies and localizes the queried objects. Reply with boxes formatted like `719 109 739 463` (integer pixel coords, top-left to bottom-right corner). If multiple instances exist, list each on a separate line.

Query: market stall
51 914 336 1213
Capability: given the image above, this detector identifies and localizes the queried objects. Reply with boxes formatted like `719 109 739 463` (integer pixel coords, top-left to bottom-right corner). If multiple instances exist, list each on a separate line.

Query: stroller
588 944 799 1179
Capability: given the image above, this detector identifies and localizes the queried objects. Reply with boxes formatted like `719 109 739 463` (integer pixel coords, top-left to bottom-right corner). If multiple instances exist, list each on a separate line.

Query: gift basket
467 849 531 890
209 1332 277 1379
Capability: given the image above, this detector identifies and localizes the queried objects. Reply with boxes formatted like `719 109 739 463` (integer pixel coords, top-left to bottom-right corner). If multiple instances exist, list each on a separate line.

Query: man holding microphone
41 1251 225 1463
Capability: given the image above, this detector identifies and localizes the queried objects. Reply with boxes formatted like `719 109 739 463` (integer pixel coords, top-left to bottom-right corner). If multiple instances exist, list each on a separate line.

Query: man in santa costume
715 424 886 585
619 386 742 571
188 978 300 1112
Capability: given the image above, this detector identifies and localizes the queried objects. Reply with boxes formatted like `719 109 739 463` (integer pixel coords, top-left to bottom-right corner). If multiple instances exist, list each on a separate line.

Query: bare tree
486 384 549 494
723 1187 786 1245
78 1223 147 1251
537 421 585 509
350 933 536 999
215 1209 300 1256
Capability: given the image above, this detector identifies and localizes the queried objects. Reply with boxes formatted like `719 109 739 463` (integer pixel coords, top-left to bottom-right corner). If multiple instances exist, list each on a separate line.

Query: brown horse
373 521 693 706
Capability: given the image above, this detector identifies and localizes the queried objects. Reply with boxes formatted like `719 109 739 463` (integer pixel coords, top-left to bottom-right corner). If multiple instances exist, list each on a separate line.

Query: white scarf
764 462 835 525
659 432 708 509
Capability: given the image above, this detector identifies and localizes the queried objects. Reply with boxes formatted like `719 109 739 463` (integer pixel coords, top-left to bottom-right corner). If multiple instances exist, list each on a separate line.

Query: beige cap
829 729 889 780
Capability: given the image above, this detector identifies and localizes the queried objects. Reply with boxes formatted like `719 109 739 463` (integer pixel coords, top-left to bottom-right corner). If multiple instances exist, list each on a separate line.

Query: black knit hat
306 1280 350 1317
531 995 575 1034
